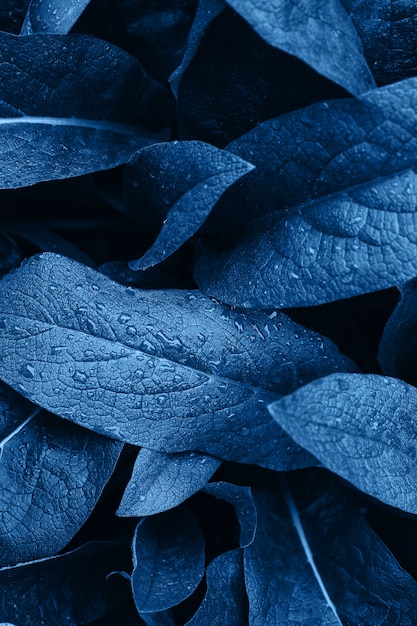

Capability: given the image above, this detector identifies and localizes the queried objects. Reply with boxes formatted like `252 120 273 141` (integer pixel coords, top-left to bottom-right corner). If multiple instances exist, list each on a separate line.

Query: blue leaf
0 541 132 625
21 0 91 34
269 373 417 513
131 507 205 612
186 549 247 625
117 449 221 517
0 382 122 566
125 140 254 270
224 0 375 95
0 32 171 188
0 254 355 470
196 77 417 307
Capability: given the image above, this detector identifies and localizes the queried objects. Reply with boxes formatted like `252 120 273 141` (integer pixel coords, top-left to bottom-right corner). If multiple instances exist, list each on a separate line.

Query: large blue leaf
196 77 417 307
0 254 356 470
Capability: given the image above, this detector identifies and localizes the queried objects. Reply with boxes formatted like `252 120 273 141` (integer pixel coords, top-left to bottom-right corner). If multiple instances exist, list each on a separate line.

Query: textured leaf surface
186 549 247 625
117 449 221 517
246 473 417 625
132 507 205 612
196 77 417 307
0 32 170 188
286 470 417 625
172 0 348 146
269 373 417 513
0 541 132 626
0 254 355 469
21 0 91 34
0 398 122 566
378 280 415 383
224 0 374 95
125 140 254 270
245 484 341 625
342 0 417 86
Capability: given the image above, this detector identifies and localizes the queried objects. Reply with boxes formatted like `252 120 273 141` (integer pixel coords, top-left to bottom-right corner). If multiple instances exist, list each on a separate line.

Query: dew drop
73 371 87 384
118 313 131 324
127 325 137 336
20 364 35 379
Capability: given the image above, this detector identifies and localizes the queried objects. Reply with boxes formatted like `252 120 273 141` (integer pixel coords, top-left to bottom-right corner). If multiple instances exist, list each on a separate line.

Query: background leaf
224 0 375 95
131 507 205 612
0 541 132 626
21 0 92 34
0 32 171 188
171 0 349 146
269 373 417 513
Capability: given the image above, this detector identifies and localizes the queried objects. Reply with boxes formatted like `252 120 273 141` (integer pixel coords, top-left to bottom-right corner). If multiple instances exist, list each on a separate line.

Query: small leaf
117 449 221 517
0 254 356 470
224 0 374 96
132 507 205 612
0 384 122 566
21 0 91 34
269 373 417 513
0 32 170 188
186 549 247 625
125 140 254 270
196 77 417 307
0 541 132 626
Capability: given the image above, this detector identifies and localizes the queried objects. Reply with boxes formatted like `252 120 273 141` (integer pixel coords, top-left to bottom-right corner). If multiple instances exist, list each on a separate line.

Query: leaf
0 254 356 470
195 77 417 307
125 140 254 270
203 482 257 548
0 1 29 34
341 0 417 86
117 449 221 517
21 0 92 34
0 32 171 188
111 0 197 83
0 384 122 566
378 280 415 383
245 472 417 625
223 0 375 96
269 373 417 513
186 549 247 625
131 507 205 612
171 0 349 146
0 541 132 626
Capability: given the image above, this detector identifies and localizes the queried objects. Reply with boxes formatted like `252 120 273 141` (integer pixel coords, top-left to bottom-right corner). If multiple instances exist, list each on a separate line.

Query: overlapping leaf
131 507 205 613
196 77 417 307
117 449 221 517
0 541 132 626
269 373 417 513
245 472 417 625
0 253 356 470
378 279 416 383
0 32 171 188
125 140 254 270
21 0 91 34
0 382 122 566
